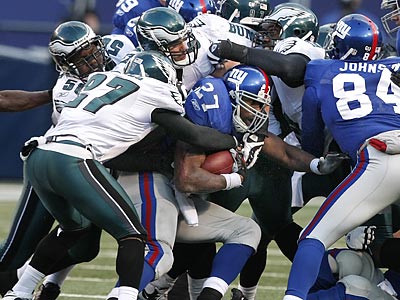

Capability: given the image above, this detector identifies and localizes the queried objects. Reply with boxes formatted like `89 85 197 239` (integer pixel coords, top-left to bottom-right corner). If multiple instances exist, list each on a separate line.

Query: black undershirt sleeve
218 40 310 88
151 108 237 151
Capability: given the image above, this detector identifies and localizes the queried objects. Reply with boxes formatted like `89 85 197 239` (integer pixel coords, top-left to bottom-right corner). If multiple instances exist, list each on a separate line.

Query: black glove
314 152 350 175
391 70 400 88
241 133 265 169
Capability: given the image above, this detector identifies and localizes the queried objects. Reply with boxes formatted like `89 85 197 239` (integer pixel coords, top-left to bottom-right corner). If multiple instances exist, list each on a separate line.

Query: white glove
310 152 350 175
345 226 376 251
241 133 265 169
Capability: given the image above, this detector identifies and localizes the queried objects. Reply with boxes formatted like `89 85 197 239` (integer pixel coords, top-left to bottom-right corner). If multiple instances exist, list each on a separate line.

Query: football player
137 64 346 300
283 14 400 300
207 4 346 299
0 20 137 296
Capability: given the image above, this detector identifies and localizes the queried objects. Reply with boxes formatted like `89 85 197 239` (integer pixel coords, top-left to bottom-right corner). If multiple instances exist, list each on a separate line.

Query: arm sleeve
152 108 237 151
218 40 309 88
301 86 325 157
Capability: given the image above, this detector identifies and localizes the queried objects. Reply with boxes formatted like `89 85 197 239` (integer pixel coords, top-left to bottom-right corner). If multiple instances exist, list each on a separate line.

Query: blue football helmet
167 0 217 22
124 50 177 85
49 21 108 80
326 14 382 61
223 65 271 134
136 7 199 68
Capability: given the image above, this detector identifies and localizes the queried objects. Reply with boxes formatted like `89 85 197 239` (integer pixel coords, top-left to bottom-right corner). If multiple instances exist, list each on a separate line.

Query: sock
188 275 206 300
209 244 254 284
43 265 75 286
13 265 45 298
139 260 156 291
283 296 302 300
202 277 228 297
238 284 258 300
106 287 119 300
285 238 325 299
17 260 30 279
118 286 138 300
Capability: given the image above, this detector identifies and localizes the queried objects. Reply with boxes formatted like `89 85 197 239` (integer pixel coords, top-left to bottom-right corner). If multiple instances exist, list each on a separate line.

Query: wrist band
310 158 322 175
221 173 242 190
232 136 238 147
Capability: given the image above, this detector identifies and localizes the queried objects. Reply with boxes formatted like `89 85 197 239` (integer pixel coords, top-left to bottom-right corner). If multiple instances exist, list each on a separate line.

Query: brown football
201 150 234 175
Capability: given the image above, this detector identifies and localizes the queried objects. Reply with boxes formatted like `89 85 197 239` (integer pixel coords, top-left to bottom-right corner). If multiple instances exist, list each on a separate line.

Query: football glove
345 225 376 251
207 41 226 69
311 152 350 175
241 133 265 169
230 148 246 179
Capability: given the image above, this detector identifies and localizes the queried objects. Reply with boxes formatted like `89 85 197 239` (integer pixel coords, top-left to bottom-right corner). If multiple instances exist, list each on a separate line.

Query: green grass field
0 183 345 299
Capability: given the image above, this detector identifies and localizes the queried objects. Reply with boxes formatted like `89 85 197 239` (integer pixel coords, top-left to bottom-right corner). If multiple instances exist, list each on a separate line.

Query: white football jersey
271 37 325 131
189 14 255 47
181 14 257 90
51 34 137 124
46 71 184 162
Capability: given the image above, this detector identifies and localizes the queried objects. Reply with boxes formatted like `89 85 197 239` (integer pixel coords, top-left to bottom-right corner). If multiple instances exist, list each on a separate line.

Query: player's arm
151 108 237 151
214 40 309 88
301 86 325 157
174 141 230 194
0 89 52 112
262 132 314 172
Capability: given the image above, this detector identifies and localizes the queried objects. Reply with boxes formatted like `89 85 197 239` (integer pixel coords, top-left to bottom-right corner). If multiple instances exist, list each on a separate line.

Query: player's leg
176 198 261 300
6 149 147 300
284 146 400 300
237 154 293 300
107 172 180 300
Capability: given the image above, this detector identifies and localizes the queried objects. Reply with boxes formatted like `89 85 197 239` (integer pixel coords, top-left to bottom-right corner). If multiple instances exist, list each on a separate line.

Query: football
201 150 234 175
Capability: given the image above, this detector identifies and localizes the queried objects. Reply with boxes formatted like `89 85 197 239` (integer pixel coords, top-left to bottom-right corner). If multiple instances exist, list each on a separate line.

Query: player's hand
240 133 265 169
313 152 350 175
345 225 376 251
230 148 246 180
207 41 226 69
391 70 400 88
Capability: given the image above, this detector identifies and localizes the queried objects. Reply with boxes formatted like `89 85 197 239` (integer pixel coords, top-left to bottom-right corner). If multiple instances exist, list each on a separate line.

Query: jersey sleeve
274 37 326 60
103 34 137 66
138 77 184 119
184 77 233 134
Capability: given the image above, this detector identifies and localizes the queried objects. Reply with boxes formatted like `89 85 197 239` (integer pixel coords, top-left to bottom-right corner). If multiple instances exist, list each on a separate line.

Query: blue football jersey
302 57 400 163
112 0 163 34
185 77 233 134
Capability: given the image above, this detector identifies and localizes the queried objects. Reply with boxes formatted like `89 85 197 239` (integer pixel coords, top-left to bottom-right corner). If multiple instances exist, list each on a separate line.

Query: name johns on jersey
339 62 400 73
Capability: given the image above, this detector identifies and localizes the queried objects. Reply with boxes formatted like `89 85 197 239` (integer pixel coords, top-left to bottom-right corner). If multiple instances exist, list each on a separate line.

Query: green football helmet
124 50 177 85
316 23 336 49
48 21 107 80
136 7 199 68
218 0 271 27
254 2 319 48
